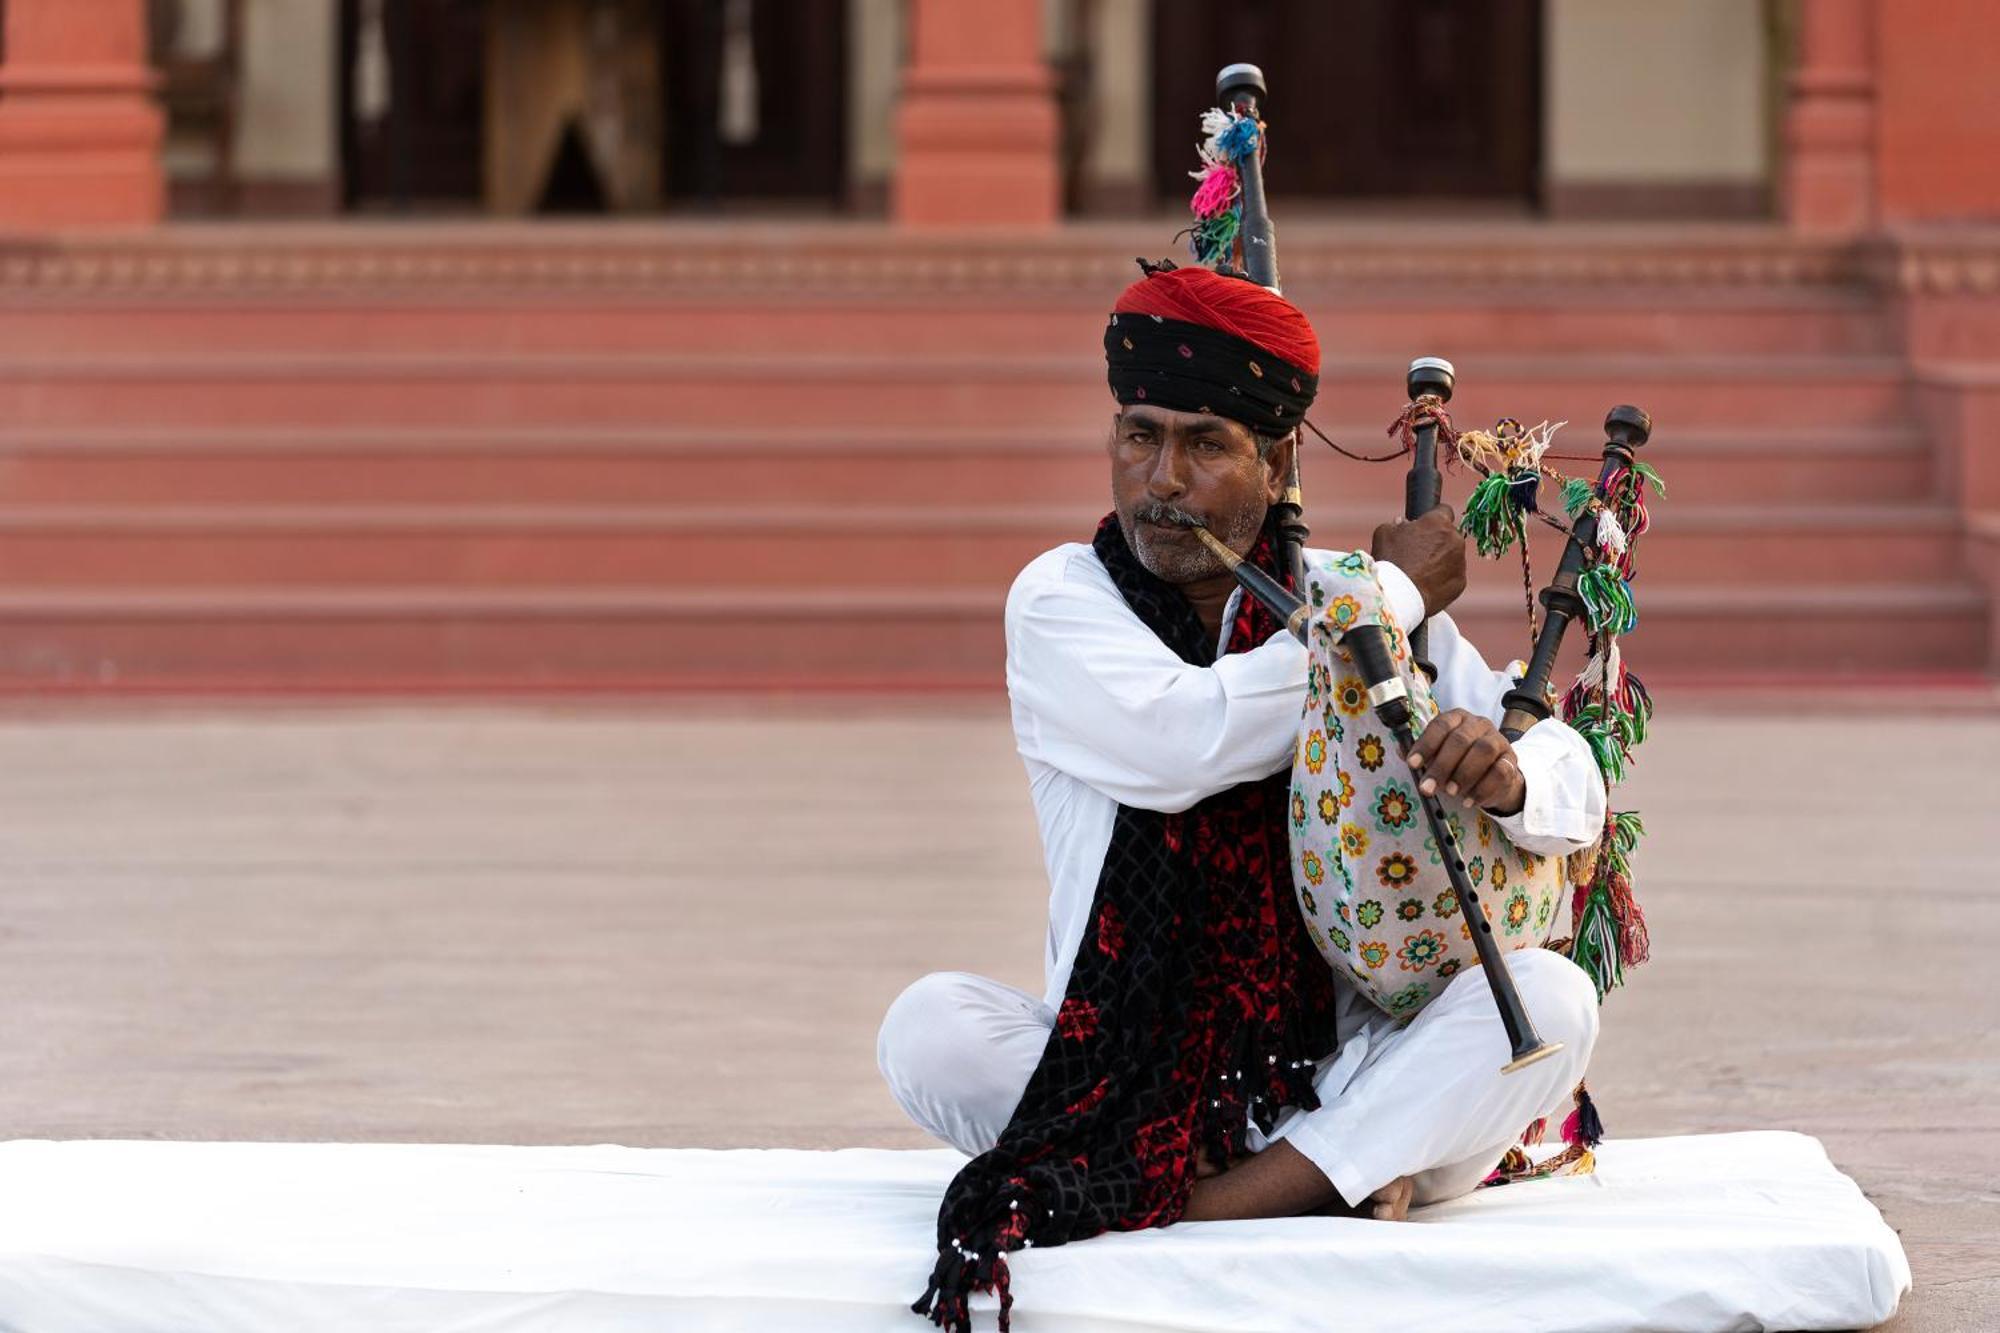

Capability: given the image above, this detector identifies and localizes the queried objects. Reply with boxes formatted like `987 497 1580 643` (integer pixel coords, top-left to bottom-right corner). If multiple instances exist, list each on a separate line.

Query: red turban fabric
1104 264 1320 431
1112 265 1320 375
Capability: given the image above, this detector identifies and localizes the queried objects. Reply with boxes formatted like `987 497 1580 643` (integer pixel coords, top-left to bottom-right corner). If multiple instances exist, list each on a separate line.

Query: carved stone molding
0 225 1880 303
1866 230 2000 296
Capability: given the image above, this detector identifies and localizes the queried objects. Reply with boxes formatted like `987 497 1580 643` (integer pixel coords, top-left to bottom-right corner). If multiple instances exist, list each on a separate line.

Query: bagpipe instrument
1496 407 1653 743
1185 63 1663 1064
1214 63 1308 594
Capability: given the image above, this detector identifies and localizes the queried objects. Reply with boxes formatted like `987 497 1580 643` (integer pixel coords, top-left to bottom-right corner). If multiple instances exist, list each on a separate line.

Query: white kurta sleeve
1419 613 1606 856
1006 551 1308 813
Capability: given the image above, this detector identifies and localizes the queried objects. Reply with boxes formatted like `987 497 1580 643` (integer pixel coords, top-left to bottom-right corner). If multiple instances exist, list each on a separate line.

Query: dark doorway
663 0 847 206
1150 0 1542 206
338 0 487 210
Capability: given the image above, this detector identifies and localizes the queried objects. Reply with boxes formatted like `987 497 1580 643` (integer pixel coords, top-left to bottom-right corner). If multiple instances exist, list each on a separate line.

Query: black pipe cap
1605 404 1652 447
1407 356 1456 403
1216 63 1266 104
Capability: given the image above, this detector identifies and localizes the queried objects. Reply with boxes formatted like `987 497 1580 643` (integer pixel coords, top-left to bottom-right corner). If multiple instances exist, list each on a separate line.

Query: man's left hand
1370 508 1467 618
1406 710 1525 816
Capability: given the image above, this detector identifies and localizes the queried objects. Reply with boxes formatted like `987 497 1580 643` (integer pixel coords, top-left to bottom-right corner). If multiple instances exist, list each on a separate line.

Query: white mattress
0 1131 1907 1332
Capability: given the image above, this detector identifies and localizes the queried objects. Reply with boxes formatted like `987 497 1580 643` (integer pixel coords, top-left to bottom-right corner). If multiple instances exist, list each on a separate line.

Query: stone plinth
0 0 164 229
1782 0 1877 235
892 0 1059 228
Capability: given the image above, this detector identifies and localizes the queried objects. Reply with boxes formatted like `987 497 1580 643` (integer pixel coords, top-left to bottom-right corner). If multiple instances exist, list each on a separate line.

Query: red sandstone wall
1875 0 2000 223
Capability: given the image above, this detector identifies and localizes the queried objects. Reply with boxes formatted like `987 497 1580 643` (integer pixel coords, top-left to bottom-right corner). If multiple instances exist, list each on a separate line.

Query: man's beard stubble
1118 497 1267 584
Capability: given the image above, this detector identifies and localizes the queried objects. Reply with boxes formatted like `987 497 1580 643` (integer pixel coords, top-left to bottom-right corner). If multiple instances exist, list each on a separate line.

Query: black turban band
1104 314 1318 435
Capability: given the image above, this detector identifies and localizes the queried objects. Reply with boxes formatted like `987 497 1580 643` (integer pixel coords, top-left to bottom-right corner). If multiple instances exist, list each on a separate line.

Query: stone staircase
0 221 1982 689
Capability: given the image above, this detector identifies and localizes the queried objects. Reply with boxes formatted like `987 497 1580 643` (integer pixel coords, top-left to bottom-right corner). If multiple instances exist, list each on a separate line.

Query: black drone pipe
1497 406 1653 742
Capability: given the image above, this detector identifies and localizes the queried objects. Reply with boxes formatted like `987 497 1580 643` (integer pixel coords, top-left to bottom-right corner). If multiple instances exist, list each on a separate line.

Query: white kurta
878 542 1609 1207
1004 542 1606 1009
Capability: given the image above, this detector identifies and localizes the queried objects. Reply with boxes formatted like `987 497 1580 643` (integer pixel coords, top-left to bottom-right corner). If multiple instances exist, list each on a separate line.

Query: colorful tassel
1576 564 1636 635
1189 211 1240 267
1591 811 1650 971
1215 114 1259 161
1610 649 1654 749
1568 705 1629 785
1190 163 1238 217
1561 477 1595 517
1568 809 1648 998
1187 110 1258 269
1595 508 1629 557
1608 810 1646 861
1460 472 1526 558
1563 1084 1605 1148
1506 465 1542 512
1569 880 1623 999
1198 107 1233 155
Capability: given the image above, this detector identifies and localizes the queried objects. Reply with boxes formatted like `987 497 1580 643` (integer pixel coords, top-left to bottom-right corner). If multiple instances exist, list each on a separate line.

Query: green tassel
1624 671 1654 748
1577 565 1636 635
1561 477 1595 517
1598 695 1645 755
1601 696 1644 753
1630 460 1667 497
1460 473 1526 558
1192 210 1240 265
1601 810 1645 879
1609 810 1645 862
1570 707 1628 785
1569 886 1623 1000
1621 692 1652 749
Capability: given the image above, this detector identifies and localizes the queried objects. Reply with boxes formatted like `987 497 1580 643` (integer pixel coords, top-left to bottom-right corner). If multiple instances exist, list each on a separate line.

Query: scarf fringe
915 1201 1031 1333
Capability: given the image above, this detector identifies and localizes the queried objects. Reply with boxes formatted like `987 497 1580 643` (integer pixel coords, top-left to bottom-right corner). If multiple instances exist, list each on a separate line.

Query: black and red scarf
913 513 1343 1332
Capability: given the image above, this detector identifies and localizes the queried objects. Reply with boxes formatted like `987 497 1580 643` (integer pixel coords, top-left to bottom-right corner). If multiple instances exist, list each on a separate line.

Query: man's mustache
1131 502 1206 529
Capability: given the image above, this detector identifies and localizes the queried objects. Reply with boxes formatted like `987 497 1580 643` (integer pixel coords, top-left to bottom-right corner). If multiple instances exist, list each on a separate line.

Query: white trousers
877 948 1599 1208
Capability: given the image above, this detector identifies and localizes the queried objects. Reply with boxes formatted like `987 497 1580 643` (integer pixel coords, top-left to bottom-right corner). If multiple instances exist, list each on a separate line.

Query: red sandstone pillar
893 0 1060 228
1781 0 1877 234
0 0 165 228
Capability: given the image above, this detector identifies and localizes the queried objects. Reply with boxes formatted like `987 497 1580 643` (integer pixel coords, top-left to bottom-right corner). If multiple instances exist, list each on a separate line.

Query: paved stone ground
0 698 1992 1330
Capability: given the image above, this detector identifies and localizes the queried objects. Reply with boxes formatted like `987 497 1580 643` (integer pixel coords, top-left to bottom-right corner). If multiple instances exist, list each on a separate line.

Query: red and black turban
1104 264 1321 434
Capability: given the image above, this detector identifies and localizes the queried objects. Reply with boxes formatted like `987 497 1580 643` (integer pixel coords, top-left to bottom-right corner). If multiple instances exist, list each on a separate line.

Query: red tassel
1607 872 1650 967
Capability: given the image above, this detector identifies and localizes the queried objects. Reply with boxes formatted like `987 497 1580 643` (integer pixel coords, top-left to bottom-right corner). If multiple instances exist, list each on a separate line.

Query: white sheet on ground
0 1131 1907 1332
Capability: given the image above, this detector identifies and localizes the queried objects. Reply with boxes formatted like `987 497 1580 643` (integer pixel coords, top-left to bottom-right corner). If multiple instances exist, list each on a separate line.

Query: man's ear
1263 430 1297 503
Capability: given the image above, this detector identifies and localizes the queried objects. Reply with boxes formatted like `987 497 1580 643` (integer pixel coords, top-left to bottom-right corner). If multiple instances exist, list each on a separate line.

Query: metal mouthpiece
1190 525 1242 568
1407 356 1456 403
1216 62 1267 106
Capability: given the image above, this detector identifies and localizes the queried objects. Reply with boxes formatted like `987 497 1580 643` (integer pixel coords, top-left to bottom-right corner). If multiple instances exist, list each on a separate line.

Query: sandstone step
0 425 1932 507
0 222 1963 690
0 582 1978 689
0 502 1958 589
0 288 1893 359
0 354 1913 431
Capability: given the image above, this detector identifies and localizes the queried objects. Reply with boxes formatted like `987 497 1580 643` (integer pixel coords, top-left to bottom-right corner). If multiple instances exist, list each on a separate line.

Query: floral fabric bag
1288 551 1566 1019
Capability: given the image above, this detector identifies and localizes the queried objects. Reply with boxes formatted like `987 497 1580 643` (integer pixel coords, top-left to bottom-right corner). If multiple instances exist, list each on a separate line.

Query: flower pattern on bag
1372 782 1417 833
1288 550 1567 1015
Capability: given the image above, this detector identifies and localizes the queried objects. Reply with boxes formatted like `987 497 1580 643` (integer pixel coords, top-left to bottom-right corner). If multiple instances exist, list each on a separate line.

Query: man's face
1109 404 1289 584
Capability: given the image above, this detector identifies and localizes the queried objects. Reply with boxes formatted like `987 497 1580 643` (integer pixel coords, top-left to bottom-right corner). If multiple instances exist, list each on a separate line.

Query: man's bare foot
1311 1174 1414 1220
1182 1141 1404 1223
1367 1175 1414 1221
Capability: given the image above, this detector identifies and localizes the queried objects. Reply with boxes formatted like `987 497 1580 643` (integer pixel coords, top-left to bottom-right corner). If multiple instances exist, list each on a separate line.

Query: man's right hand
1370 507 1467 618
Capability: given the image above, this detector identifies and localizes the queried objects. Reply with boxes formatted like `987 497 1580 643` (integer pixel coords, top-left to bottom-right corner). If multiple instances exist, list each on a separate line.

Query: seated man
885 264 1607 1325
